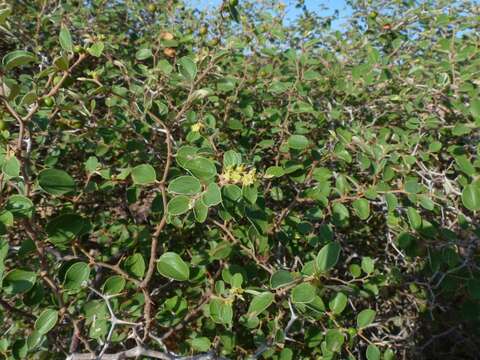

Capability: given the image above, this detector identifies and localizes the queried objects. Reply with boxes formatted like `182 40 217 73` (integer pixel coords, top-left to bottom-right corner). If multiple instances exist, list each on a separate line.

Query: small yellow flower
241 169 256 186
222 166 234 182
223 297 234 305
191 122 204 132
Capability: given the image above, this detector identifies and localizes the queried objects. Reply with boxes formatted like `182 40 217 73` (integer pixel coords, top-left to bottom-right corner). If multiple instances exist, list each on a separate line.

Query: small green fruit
229 0 238 6
43 96 54 107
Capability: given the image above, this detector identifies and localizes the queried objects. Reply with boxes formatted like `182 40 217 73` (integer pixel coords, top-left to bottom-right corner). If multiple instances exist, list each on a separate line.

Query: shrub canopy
0 0 480 359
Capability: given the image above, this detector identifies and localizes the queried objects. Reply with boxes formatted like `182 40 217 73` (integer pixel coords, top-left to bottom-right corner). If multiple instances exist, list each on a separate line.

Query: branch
67 347 228 360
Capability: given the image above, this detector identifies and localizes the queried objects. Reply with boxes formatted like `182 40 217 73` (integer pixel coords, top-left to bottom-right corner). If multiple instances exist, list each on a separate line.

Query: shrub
0 0 479 359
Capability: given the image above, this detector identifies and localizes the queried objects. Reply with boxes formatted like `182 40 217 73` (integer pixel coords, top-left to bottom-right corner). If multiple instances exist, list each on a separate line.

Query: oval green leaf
168 175 201 195
157 252 190 281
35 309 58 335
131 164 156 185
38 168 76 195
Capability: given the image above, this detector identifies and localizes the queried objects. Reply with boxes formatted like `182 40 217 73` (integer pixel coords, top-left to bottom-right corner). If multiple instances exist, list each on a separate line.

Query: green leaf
64 262 90 290
178 56 197 81
136 48 153 60
223 150 242 167
202 183 222 206
247 292 274 316
2 50 36 70
3 269 36 294
35 309 58 335
357 309 376 329
406 207 422 230
265 166 285 178
190 337 211 352
332 203 349 227
385 193 398 212
222 184 242 201
87 42 104 57
168 175 201 195
361 257 375 274
6 195 34 218
2 156 20 177
38 168 76 195
176 145 198 167
131 164 156 185
46 213 90 247
157 252 190 281
59 25 73 52
470 98 480 119
167 195 191 216
352 198 370 220
462 184 480 211
12 339 28 360
383 349 395 360
209 298 233 325
455 155 476 177
325 329 344 353
329 292 348 314
242 185 258 204
316 242 341 272
194 198 208 223
124 253 145 278
27 330 42 350
287 134 309 150
102 275 126 295
184 157 217 181
270 270 294 289
366 344 380 360
291 283 316 304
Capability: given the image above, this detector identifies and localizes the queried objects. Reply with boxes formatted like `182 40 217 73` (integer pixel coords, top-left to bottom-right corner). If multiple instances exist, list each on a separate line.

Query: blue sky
187 0 353 30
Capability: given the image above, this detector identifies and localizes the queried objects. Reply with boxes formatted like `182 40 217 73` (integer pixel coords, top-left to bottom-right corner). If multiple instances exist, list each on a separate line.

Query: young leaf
406 207 422 230
167 195 191 216
157 252 190 281
325 329 344 353
59 25 73 52
270 270 294 289
462 184 480 211
352 198 370 220
316 242 341 272
168 176 201 195
38 169 76 195
247 292 274 316
3 269 36 294
64 262 90 290
35 309 58 335
291 283 316 304
202 183 222 206
2 50 36 70
184 157 217 181
131 164 156 185
287 134 309 150
329 292 348 314
124 254 145 278
366 344 380 360
357 309 376 329
178 56 197 81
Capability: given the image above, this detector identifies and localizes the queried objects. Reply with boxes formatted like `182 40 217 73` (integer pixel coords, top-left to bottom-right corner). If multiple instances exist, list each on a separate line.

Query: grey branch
67 348 228 360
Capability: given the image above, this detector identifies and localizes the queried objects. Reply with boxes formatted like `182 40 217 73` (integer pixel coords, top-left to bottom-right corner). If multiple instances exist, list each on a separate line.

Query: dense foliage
1 0 480 359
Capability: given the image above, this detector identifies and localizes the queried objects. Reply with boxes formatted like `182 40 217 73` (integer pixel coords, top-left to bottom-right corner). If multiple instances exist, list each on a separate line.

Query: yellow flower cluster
190 122 204 132
222 165 256 186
